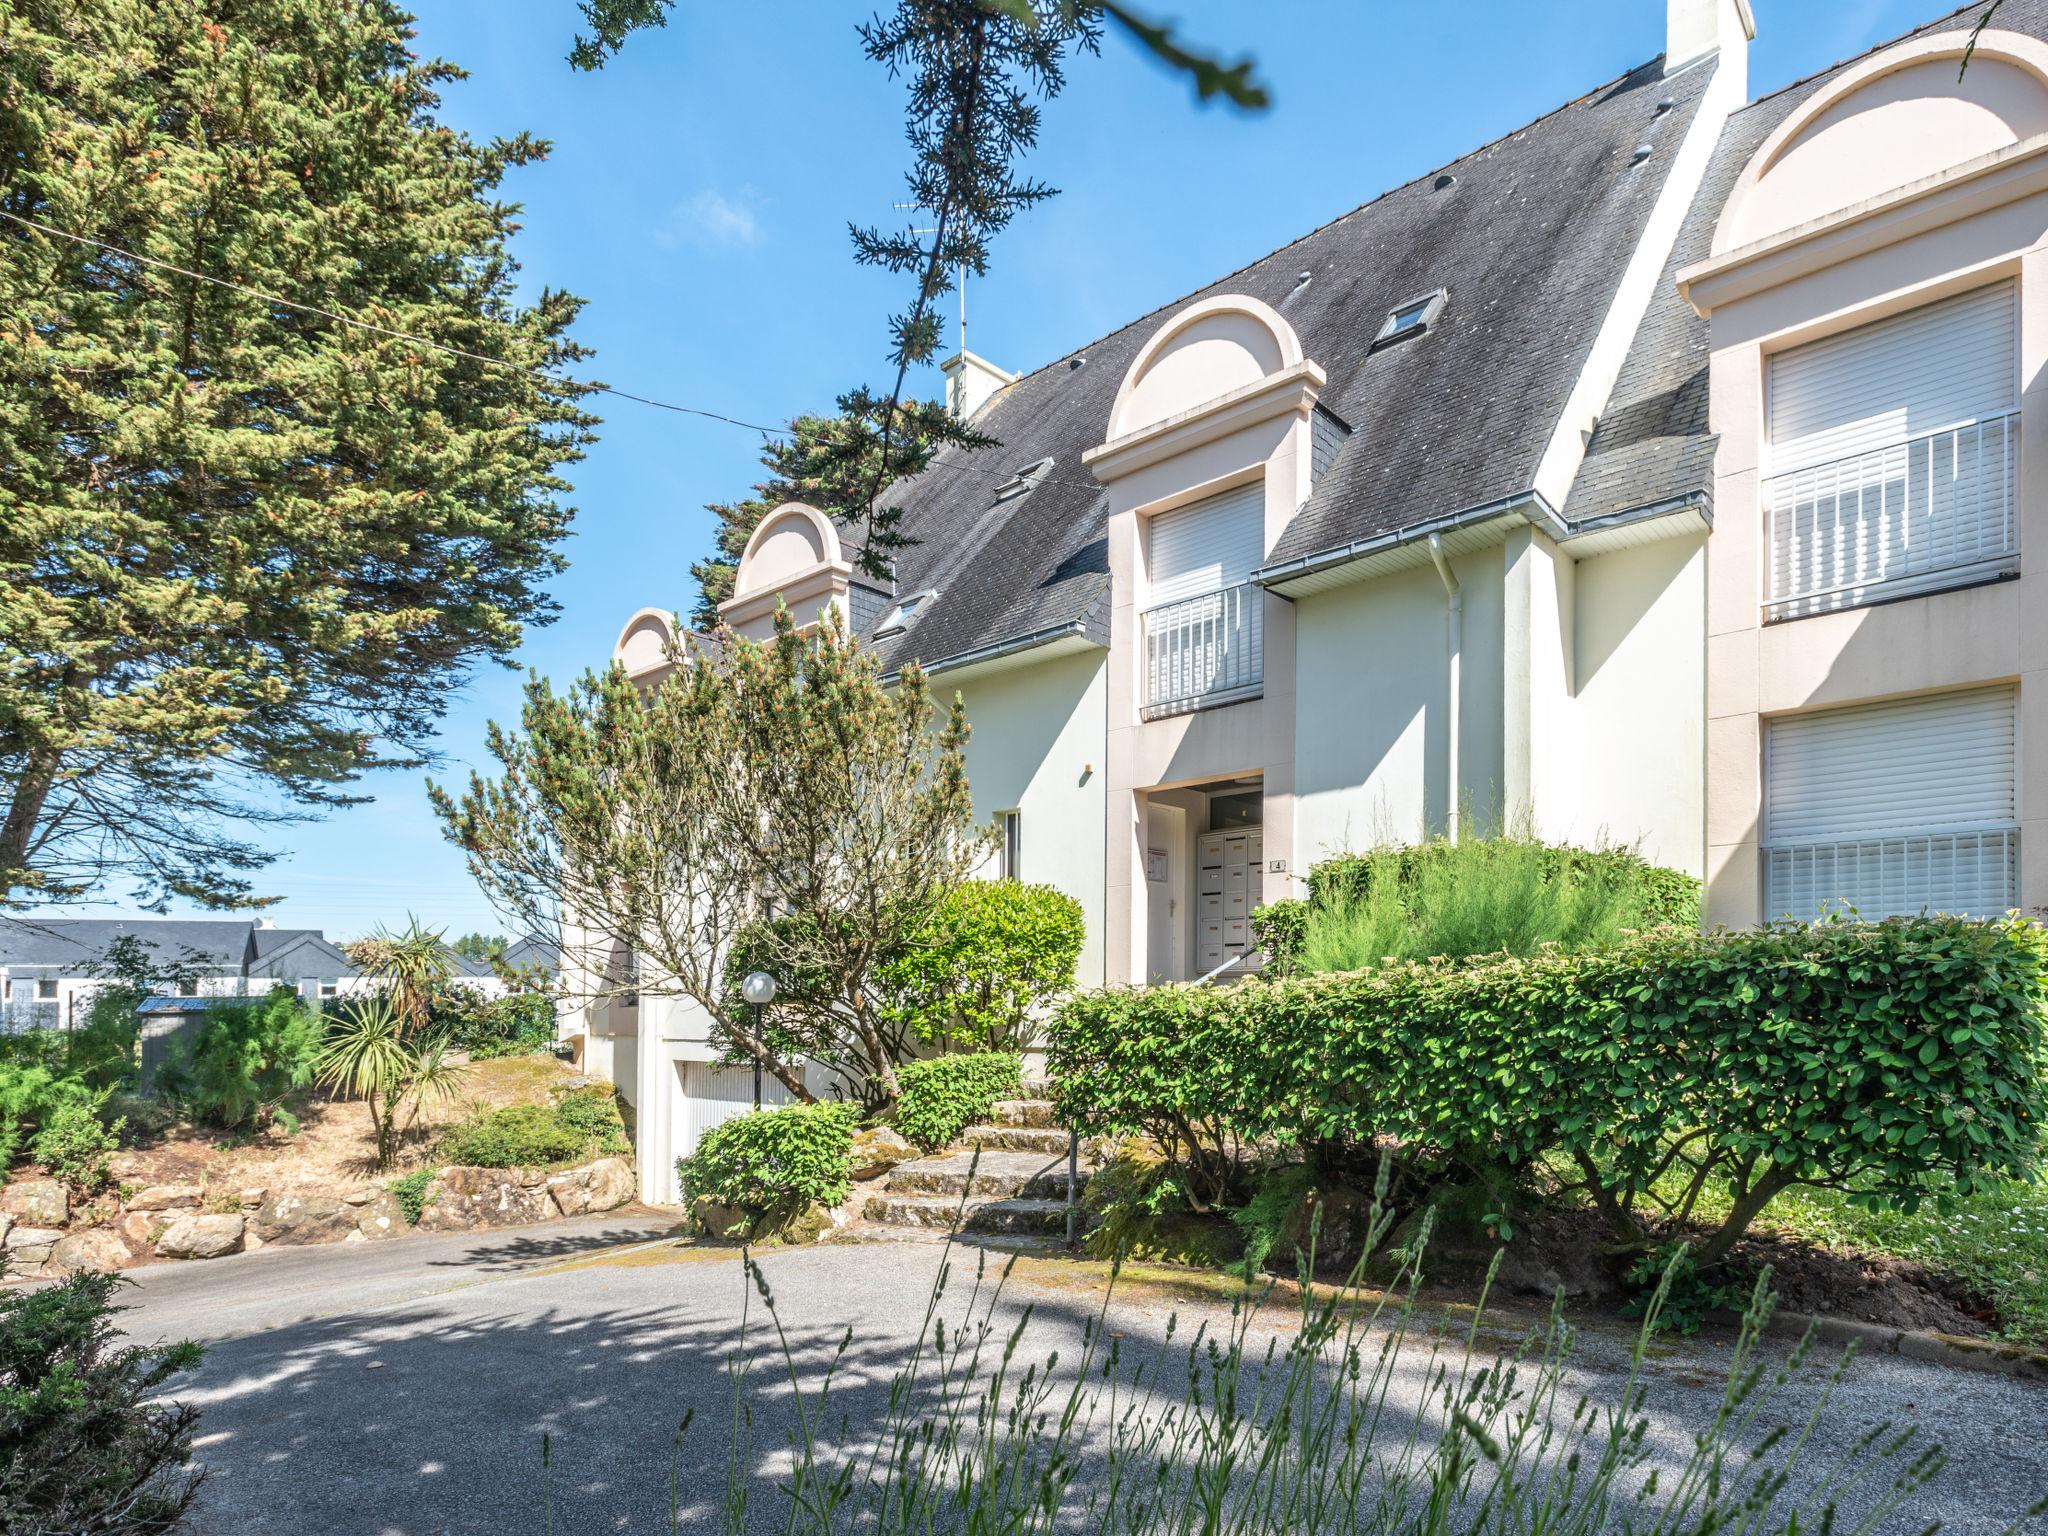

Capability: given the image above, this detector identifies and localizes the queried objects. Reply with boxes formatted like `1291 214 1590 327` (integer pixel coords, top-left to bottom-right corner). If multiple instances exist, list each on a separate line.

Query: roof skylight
874 590 935 637
1373 290 1445 348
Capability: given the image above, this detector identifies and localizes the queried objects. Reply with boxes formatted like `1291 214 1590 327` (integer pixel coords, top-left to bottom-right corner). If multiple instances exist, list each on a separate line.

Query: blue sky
115 0 1948 940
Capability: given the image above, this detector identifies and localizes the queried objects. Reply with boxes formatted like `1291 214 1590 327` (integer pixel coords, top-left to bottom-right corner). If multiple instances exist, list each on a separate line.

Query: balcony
1143 582 1262 718
1764 412 2018 621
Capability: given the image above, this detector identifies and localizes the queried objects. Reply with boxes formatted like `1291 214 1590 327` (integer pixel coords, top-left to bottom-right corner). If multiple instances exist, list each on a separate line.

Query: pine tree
0 1 599 910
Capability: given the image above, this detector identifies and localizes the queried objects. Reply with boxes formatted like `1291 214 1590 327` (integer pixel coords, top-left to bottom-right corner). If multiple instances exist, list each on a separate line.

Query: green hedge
434 1086 627 1170
1050 916 2048 1261
894 1051 1022 1151
680 1101 859 1222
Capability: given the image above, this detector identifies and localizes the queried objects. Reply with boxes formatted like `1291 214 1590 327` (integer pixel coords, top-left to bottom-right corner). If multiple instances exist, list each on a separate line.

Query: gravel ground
107 1222 2048 1535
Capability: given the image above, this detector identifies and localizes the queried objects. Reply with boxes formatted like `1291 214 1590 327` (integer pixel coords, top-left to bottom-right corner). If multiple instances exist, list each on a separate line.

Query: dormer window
875 590 936 637
1373 290 1444 348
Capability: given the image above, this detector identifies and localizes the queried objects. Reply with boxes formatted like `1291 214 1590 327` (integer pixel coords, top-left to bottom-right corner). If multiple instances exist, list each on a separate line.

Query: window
1144 483 1265 716
875 590 935 638
998 811 1022 880
992 458 1054 501
1372 290 1444 348
1764 282 2018 620
34 978 56 1001
319 980 338 999
177 978 200 998
618 946 639 1008
1763 686 2017 921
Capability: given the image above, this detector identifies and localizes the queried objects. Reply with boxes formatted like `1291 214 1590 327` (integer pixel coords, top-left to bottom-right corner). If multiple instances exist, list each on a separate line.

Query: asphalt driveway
107 1219 2048 1535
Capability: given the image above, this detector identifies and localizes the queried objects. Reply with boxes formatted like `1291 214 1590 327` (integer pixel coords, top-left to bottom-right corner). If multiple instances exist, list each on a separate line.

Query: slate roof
0 917 256 972
869 47 1721 672
1566 0 2048 523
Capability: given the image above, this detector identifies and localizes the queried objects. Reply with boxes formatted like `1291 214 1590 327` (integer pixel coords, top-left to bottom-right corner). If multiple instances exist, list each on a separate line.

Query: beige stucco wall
947 647 1110 988
1693 30 2048 926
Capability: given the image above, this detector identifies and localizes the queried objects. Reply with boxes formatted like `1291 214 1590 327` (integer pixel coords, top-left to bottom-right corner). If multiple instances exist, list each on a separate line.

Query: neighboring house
576 0 2048 1203
0 916 364 1031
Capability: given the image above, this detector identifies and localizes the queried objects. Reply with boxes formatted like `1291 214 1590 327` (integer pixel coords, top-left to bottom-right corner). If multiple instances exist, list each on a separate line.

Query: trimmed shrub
893 1051 1023 1152
1051 915 2048 1265
435 1103 586 1168
876 882 1086 1050
158 987 321 1132
680 1101 859 1226
0 1272 204 1534
31 1100 122 1198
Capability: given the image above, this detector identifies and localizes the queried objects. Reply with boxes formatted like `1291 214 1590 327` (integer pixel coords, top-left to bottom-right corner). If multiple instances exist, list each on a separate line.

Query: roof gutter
1253 488 1564 590
884 618 1098 685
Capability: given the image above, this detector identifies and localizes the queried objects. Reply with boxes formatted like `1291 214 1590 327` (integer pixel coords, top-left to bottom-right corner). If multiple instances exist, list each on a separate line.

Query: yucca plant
345 917 457 1036
316 994 465 1169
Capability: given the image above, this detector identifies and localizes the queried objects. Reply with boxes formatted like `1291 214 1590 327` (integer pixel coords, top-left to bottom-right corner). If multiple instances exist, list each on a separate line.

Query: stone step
961 1125 1071 1155
859 1192 1074 1238
989 1098 1060 1130
885 1149 1085 1201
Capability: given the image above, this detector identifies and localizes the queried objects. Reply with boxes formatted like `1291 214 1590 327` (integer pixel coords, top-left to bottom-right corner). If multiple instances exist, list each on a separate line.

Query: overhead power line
0 209 1103 495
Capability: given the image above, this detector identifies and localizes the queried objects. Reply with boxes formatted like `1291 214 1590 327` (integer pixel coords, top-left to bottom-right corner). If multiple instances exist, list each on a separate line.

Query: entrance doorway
1143 778 1264 983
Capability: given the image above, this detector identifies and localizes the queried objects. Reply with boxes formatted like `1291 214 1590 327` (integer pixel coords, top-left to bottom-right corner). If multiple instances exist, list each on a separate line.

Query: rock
156 1213 245 1260
849 1127 914 1181
335 1184 381 1206
48 1228 134 1276
116 1211 164 1257
0 1213 11 1246
127 1183 204 1212
0 1179 67 1227
416 1166 556 1232
689 1196 751 1241
5 1226 64 1271
355 1193 409 1241
251 1194 358 1246
546 1157 636 1217
688 1197 833 1245
237 1187 268 1212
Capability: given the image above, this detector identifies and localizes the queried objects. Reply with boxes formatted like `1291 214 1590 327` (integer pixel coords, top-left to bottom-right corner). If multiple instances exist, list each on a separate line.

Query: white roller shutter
1765 283 2020 616
1763 686 2018 921
1147 483 1264 606
1768 282 2016 474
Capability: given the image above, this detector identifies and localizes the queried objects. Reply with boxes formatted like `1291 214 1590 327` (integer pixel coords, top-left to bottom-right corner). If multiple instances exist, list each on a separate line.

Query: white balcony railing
1143 582 1262 717
1763 827 2018 922
1764 412 2019 620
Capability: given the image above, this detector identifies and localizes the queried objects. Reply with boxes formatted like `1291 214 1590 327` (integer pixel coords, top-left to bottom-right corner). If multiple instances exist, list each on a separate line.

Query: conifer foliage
0 2 598 910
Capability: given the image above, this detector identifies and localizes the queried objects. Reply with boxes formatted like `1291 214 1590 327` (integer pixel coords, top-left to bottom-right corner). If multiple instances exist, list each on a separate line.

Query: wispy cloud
660 188 765 250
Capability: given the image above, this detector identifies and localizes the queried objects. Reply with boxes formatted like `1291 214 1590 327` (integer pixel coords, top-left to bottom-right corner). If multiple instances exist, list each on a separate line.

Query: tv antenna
893 201 968 356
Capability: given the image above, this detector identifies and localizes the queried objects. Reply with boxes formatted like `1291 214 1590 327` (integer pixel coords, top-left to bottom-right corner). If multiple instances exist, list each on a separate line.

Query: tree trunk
718 1010 815 1103
1693 1167 1797 1268
0 752 59 897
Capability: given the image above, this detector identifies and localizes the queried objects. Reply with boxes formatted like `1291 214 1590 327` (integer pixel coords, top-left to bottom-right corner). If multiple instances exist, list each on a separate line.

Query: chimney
941 350 1017 422
1667 0 1753 98
255 916 276 929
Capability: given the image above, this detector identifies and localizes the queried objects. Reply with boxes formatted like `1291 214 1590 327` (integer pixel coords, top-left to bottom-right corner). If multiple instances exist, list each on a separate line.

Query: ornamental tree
0 1 597 910
430 609 986 1106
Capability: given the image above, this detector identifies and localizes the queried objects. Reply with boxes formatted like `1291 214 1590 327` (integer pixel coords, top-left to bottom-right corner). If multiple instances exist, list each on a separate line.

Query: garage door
679 1062 800 1161
1763 685 2018 920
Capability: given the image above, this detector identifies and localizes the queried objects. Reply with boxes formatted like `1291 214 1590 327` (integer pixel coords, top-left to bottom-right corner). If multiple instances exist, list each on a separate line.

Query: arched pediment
1717 30 2048 253
1109 295 1306 440
613 608 679 675
733 502 843 598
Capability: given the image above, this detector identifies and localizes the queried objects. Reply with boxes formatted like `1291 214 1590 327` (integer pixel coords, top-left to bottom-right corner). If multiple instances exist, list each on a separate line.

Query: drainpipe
1427 533 1462 841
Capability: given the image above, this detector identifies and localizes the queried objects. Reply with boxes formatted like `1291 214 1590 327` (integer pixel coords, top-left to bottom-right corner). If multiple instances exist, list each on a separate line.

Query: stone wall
0 1155 638 1279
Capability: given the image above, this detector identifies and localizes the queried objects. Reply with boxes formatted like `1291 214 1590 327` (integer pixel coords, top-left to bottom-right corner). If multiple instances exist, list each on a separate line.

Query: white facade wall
1293 552 1506 861
948 648 1110 987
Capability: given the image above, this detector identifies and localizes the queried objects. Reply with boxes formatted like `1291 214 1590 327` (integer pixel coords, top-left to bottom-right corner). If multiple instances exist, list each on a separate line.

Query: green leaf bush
30 1100 123 1198
158 987 321 1132
387 1168 435 1225
552 1084 630 1155
1051 915 2048 1264
876 882 1086 1049
679 1102 859 1225
435 1103 587 1168
436 988 556 1059
893 1051 1023 1152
